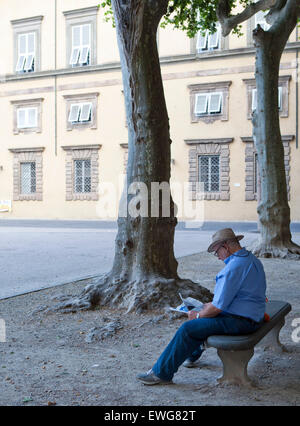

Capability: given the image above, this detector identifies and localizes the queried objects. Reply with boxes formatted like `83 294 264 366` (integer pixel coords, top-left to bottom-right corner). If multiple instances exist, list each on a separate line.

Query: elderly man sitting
137 228 266 385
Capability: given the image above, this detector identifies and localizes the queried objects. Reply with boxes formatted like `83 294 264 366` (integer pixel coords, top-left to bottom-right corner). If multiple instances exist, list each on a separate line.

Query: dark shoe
137 369 172 385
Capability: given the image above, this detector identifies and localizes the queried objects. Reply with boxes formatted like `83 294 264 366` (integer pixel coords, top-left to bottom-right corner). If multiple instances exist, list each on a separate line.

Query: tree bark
50 0 212 313
251 18 300 258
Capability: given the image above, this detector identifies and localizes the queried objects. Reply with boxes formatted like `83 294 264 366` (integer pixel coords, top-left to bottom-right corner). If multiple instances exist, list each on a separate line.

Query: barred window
74 159 91 193
198 155 220 192
20 162 36 194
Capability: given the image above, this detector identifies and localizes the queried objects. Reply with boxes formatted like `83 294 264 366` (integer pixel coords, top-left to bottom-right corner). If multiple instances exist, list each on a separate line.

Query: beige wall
0 1 299 222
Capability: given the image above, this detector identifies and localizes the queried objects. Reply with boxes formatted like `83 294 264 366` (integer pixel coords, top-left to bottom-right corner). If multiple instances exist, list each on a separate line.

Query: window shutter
196 31 208 51
17 109 26 128
79 47 90 65
278 86 282 110
68 104 81 122
208 93 222 113
208 26 220 49
79 103 92 122
82 24 91 46
252 89 257 112
16 34 27 71
194 94 208 115
28 108 37 127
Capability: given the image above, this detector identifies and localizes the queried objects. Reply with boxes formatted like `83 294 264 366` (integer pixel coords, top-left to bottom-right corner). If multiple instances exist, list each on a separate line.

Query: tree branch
216 0 277 36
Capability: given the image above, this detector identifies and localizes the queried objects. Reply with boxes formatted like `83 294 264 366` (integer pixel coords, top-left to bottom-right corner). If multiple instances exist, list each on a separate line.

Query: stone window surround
9 147 44 201
188 81 231 124
63 6 99 68
185 138 233 201
242 135 294 201
61 144 101 201
11 15 43 73
243 75 291 120
11 97 44 135
190 27 229 54
63 92 99 131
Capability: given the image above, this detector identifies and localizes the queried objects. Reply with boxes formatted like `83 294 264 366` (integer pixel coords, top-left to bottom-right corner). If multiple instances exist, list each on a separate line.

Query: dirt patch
0 252 300 406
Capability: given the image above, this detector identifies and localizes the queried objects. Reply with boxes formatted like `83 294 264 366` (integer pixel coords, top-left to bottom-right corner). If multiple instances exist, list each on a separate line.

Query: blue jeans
152 313 261 381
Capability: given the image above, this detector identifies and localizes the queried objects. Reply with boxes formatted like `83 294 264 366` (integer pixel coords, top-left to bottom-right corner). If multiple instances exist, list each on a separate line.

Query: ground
0 251 299 406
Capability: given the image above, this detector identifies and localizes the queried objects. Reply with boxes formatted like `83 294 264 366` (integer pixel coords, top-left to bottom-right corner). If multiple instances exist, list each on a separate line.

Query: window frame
64 93 99 131
196 25 221 53
11 98 43 135
198 154 220 193
63 6 99 68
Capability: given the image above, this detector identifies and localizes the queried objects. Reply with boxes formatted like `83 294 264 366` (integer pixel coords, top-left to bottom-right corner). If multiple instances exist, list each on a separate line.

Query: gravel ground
0 251 299 406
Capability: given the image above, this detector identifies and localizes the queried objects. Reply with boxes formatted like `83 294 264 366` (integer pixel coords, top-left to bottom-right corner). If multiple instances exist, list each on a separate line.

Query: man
137 228 266 385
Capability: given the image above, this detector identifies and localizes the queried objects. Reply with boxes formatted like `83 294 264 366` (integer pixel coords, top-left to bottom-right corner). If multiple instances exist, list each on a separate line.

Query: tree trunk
251 23 300 259
50 0 212 313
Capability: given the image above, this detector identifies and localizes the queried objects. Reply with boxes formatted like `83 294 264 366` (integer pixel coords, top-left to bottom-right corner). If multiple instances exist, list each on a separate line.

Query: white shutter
278 86 282 110
79 103 92 122
208 26 220 49
24 54 34 72
208 93 222 113
79 47 90 64
252 89 257 112
68 104 81 122
16 55 26 72
27 108 37 127
17 109 26 128
82 24 91 46
16 34 27 71
70 26 81 65
194 94 208 115
70 48 80 65
196 31 208 51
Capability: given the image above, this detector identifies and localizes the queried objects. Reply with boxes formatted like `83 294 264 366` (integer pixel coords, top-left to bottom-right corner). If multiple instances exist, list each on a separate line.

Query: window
17 107 38 129
188 81 231 123
11 98 43 134
9 147 44 201
16 32 35 73
198 155 220 192
70 24 91 66
68 103 92 123
64 93 98 130
74 159 91 193
196 25 221 52
185 138 233 201
20 162 36 194
11 16 43 73
194 93 222 116
61 144 101 201
64 6 99 67
251 87 283 112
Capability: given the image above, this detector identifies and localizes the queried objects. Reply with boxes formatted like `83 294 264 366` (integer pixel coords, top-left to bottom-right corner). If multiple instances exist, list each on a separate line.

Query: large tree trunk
251 21 300 259
51 0 212 313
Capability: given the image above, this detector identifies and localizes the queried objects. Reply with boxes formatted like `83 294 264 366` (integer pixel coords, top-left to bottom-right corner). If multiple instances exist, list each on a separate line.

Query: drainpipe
54 0 58 156
296 24 299 149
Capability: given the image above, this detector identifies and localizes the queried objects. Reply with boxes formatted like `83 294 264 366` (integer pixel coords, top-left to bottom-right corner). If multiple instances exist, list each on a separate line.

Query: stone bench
206 300 292 386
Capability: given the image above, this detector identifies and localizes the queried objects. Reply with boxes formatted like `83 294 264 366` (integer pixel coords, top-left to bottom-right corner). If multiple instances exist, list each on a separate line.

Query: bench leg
217 348 254 386
260 318 287 353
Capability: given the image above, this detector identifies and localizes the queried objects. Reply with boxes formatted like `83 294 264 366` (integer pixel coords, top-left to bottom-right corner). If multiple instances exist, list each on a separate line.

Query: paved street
0 220 299 300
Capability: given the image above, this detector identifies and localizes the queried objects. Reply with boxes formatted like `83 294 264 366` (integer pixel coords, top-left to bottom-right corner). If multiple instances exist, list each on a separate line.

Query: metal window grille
20 162 36 194
198 155 220 192
74 159 91 193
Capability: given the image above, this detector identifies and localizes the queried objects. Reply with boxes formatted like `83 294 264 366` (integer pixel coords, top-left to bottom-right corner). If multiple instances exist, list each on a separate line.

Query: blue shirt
212 247 266 322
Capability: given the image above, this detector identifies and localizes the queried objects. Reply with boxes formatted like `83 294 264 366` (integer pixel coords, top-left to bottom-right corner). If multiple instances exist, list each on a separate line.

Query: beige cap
207 228 244 253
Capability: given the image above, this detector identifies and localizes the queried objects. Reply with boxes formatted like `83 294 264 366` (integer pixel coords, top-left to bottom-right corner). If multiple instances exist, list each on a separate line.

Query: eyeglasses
214 245 225 257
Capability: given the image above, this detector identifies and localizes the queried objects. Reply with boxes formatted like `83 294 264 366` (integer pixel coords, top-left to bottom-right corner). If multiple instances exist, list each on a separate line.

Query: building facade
0 0 299 223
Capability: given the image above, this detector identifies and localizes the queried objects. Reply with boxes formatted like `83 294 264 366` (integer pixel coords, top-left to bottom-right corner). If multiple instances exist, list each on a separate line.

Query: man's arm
188 303 222 320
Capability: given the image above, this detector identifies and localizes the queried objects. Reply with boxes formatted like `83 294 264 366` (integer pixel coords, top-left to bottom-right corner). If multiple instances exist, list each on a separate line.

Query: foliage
98 0 256 37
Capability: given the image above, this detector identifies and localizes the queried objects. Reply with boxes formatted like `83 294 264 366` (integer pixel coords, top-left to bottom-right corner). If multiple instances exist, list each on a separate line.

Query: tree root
46 273 213 314
250 240 300 260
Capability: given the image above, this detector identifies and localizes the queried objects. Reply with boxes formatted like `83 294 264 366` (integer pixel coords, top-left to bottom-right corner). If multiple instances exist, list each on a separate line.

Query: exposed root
250 240 300 260
46 273 213 314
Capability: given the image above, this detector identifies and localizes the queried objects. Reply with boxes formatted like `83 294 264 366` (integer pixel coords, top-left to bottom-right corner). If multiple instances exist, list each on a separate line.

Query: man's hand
188 303 221 320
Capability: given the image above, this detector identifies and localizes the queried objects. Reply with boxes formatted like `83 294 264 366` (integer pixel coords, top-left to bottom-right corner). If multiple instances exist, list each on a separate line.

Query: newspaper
169 293 203 314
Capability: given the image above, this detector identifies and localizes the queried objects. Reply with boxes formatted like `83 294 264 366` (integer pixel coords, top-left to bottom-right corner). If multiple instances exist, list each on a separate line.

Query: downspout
54 0 58 156
296 24 298 149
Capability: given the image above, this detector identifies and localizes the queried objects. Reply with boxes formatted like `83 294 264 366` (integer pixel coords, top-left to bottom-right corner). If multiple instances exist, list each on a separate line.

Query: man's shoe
182 359 199 368
137 369 172 385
